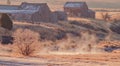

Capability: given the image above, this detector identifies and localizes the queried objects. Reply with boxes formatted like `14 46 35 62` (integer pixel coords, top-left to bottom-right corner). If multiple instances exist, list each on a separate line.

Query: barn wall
88 9 95 18
54 11 67 21
64 7 89 17
0 2 71 23
10 3 58 23
11 13 32 22
38 4 51 22
50 12 58 22
64 2 95 18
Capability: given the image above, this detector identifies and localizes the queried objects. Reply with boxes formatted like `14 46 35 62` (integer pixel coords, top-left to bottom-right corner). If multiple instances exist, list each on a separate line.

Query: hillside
0 8 120 66
0 18 120 66
10 18 120 53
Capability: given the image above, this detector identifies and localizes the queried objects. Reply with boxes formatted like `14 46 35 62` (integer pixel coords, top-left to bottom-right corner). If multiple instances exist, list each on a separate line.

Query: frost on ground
0 54 120 66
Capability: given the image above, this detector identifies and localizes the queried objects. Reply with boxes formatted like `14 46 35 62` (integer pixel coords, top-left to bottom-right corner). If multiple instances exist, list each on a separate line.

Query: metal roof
64 2 86 8
0 2 48 14
0 10 38 14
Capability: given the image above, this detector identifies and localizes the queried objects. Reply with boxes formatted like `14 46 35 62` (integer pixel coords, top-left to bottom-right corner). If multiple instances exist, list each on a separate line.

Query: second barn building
64 2 95 18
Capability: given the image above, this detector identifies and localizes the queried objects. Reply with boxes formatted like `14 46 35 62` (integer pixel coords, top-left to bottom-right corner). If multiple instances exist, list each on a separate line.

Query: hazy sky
10 0 120 3
1 0 120 8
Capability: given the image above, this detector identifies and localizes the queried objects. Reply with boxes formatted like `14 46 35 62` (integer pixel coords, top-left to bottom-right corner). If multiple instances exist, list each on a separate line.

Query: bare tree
13 29 41 56
101 12 110 21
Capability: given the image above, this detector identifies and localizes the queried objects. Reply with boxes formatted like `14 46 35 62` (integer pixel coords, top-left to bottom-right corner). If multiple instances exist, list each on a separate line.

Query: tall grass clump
13 28 40 56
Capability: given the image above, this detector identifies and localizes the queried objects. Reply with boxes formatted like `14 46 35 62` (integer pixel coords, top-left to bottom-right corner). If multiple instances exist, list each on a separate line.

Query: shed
54 11 67 21
0 13 13 30
0 13 13 44
64 2 95 18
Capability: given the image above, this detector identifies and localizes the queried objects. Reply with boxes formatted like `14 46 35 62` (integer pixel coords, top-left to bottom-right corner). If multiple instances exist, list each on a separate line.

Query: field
0 53 120 66
0 18 120 65
0 0 120 66
95 11 120 21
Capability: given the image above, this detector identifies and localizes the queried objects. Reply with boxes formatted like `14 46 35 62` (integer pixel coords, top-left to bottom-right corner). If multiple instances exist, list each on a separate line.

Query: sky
0 0 120 9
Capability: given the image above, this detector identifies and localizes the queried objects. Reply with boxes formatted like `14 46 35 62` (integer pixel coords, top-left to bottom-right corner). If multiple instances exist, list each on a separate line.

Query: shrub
13 28 40 56
101 13 110 21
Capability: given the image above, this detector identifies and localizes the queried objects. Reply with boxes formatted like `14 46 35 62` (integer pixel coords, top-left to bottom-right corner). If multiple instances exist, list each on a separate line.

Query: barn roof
0 5 18 10
0 2 48 14
20 2 47 10
0 10 38 14
64 2 87 8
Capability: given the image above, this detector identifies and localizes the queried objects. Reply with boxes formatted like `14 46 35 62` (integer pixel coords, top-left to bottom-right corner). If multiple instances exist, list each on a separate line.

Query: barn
0 2 59 23
64 2 95 18
12 2 58 23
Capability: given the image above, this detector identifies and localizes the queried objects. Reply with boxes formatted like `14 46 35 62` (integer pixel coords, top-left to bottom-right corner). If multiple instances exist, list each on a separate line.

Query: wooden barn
11 2 57 23
0 2 61 23
64 2 95 18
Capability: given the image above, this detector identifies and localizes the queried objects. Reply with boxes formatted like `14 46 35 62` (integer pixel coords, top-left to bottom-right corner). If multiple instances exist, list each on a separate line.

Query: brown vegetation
95 11 120 22
11 18 111 53
0 16 118 56
101 13 110 21
0 1 120 66
13 28 40 56
99 40 120 48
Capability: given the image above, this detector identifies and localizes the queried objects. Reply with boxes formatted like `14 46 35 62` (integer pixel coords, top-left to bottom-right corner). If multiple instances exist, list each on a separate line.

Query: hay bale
0 13 13 30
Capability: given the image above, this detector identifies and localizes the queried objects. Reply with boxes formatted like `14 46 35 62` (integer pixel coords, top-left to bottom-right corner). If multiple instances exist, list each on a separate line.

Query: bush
13 28 40 56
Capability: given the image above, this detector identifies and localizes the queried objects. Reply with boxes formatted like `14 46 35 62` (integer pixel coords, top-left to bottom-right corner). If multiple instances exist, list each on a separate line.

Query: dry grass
92 8 120 12
0 44 12 56
0 16 120 56
13 28 41 56
68 17 92 23
0 1 20 5
98 40 120 48
11 19 111 53
54 32 100 53
98 40 120 53
95 11 120 21
6 18 120 52
0 27 12 36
